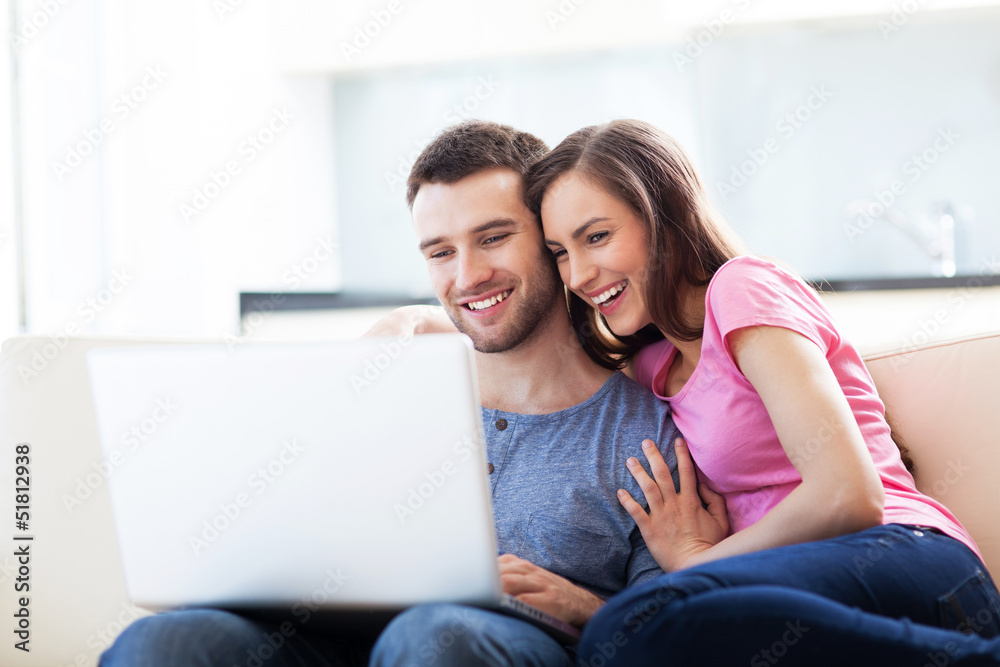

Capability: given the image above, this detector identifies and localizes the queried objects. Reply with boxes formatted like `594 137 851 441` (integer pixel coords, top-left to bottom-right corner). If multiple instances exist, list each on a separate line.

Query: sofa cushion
0 335 211 667
864 332 1000 578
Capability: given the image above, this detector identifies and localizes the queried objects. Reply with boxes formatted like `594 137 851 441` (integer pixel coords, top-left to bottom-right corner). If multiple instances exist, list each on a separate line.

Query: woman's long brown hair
524 119 915 473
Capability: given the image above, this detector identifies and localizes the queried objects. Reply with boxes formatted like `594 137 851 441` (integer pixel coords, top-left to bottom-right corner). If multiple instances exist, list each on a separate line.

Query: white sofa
1 329 999 666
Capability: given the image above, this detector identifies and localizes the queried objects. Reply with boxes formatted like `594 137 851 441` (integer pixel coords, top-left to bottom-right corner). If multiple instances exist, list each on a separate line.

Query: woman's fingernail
627 457 637 467
642 440 653 450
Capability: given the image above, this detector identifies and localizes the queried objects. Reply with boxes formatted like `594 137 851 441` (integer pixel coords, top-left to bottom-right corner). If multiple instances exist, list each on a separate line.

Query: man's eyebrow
418 235 446 252
544 217 609 246
419 218 519 252
470 218 519 235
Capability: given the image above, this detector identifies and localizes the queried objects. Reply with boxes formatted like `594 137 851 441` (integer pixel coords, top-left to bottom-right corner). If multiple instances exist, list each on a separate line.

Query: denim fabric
98 608 372 667
578 524 1000 666
370 604 574 667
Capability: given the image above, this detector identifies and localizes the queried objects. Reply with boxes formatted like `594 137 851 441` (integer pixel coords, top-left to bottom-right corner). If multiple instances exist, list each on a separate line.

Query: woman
525 119 1000 665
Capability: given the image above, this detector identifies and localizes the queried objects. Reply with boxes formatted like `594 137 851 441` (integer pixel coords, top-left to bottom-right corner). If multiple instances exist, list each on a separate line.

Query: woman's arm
621 324 885 571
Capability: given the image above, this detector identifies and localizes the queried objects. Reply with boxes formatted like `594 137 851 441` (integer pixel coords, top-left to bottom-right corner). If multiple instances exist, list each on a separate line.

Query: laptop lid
86 335 500 610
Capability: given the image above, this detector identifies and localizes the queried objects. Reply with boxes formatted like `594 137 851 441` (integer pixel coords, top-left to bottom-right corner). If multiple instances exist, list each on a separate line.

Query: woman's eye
587 231 609 244
550 248 566 260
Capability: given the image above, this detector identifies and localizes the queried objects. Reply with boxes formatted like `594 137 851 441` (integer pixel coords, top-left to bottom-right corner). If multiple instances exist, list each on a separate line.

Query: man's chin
449 314 517 354
454 322 509 354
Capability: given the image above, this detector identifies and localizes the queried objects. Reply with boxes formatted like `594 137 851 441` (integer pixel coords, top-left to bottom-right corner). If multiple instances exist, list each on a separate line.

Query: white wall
696 15 1000 281
273 0 1000 73
11 0 338 340
7 0 1000 343
1 2 21 342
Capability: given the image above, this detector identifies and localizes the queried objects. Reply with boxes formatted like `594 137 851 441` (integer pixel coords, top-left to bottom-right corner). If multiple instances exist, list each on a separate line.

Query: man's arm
362 305 456 337
498 554 604 627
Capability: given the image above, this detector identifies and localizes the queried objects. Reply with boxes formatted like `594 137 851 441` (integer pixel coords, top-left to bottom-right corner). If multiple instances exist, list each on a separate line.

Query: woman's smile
540 170 652 336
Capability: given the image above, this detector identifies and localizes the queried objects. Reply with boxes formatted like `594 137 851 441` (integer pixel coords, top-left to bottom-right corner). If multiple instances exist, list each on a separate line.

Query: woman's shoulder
710 255 796 288
706 255 838 348
708 255 814 307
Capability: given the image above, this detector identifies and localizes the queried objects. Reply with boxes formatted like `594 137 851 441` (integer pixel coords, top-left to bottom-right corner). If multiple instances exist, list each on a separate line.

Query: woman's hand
617 438 729 572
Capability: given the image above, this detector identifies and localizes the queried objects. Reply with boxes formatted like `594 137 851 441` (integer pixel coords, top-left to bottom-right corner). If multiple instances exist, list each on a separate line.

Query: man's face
412 167 562 353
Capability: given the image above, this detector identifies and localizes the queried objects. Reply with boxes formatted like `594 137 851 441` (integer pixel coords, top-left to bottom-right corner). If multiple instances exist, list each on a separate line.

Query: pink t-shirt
634 255 981 559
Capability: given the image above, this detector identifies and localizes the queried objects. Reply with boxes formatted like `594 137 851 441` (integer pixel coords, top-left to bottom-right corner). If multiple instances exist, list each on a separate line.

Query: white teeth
591 280 628 305
467 290 512 311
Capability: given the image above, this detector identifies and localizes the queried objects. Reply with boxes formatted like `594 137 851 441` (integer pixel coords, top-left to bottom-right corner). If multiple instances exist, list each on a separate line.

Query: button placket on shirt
486 413 513 493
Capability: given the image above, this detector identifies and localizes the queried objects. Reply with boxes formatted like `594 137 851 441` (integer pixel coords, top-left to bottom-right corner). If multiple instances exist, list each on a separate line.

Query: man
100 120 680 667
367 120 680 666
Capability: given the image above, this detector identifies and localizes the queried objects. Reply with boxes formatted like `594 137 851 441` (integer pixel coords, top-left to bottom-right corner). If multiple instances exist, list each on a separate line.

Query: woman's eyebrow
573 217 610 240
544 217 611 247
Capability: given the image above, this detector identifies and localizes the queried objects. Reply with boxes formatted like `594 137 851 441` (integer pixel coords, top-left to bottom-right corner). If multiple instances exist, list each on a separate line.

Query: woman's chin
601 316 640 338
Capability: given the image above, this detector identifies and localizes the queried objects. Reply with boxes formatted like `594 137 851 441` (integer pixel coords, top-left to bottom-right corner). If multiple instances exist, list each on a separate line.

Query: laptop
86 334 580 644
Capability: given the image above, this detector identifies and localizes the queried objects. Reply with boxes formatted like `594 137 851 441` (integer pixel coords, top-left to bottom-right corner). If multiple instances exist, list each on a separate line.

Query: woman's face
541 170 653 337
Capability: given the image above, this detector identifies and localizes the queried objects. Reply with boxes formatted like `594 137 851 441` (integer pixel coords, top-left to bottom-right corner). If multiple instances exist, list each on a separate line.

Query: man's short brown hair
405 120 548 208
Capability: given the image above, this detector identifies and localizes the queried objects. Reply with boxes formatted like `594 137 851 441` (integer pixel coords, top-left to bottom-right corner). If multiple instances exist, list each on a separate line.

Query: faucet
846 200 959 277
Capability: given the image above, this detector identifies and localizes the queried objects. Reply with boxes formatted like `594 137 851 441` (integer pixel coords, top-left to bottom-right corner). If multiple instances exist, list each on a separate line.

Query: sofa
1 326 999 666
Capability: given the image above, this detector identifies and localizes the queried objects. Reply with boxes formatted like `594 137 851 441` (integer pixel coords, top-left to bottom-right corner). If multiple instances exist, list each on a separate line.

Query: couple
103 119 1000 666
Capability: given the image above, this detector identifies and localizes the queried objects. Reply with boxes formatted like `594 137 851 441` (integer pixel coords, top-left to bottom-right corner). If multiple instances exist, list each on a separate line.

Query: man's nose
455 254 492 292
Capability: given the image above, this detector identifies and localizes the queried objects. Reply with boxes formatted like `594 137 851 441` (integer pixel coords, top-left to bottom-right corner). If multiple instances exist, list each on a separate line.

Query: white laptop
86 334 579 644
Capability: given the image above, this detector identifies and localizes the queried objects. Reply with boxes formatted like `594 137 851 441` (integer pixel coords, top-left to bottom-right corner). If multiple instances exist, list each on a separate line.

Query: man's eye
428 250 453 260
587 231 609 244
484 234 510 245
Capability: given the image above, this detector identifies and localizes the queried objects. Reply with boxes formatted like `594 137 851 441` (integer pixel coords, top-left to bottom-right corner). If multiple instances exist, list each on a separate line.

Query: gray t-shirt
482 371 681 600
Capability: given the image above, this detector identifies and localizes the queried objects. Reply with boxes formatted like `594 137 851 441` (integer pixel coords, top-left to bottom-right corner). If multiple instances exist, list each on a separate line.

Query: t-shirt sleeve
707 257 840 359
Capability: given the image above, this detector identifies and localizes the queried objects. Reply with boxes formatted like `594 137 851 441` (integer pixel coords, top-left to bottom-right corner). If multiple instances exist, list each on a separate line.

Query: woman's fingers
641 439 677 497
697 482 730 534
616 489 651 531
672 438 698 496
626 456 665 508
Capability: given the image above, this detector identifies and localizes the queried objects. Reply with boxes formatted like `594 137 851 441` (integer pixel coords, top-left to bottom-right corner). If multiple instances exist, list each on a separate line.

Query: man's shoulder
590 372 674 424
604 371 669 405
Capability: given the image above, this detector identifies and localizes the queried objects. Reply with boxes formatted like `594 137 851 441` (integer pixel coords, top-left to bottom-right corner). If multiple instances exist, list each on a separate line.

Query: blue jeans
578 524 1000 666
370 603 574 666
99 608 373 666
100 604 573 666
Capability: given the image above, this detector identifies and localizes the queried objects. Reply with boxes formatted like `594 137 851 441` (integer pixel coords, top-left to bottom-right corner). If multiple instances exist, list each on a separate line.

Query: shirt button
913 530 924 537
496 419 507 430
487 463 495 474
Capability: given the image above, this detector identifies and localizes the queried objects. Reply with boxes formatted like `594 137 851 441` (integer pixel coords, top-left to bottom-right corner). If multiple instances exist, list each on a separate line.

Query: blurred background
2 0 1000 345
